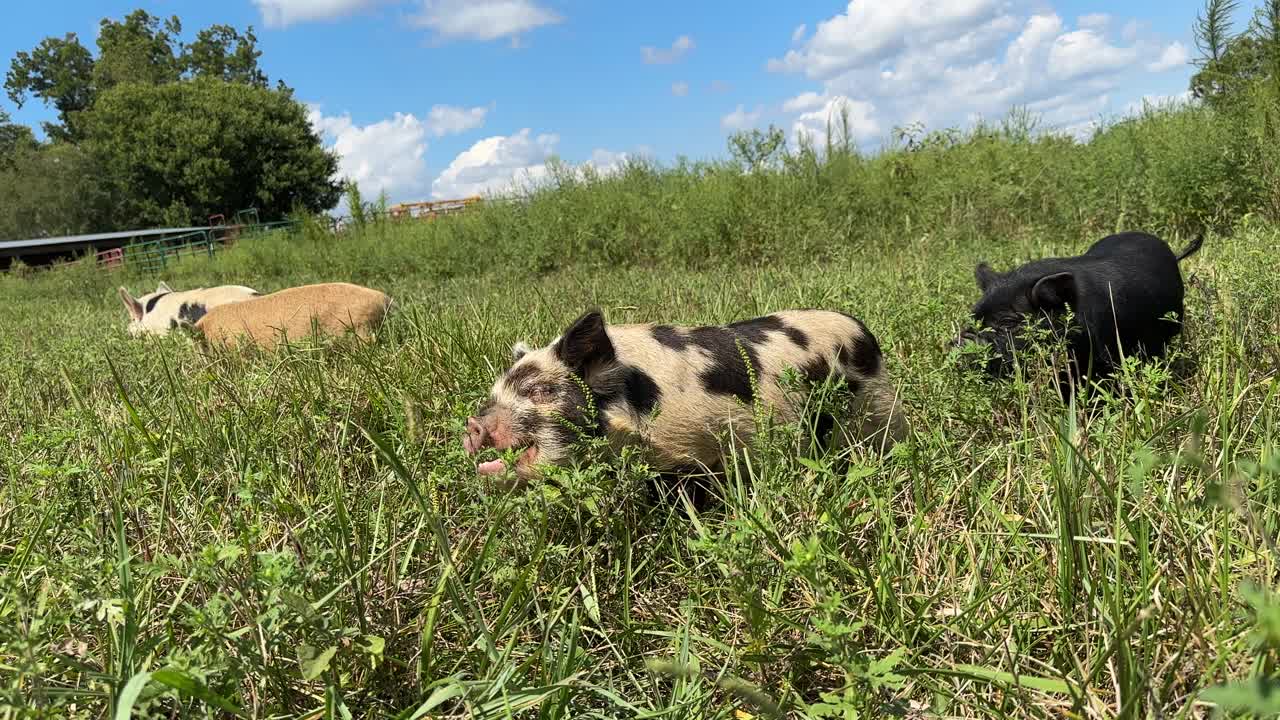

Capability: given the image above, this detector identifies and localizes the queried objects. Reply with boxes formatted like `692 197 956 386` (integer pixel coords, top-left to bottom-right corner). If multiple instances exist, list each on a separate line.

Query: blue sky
2 1 1219 203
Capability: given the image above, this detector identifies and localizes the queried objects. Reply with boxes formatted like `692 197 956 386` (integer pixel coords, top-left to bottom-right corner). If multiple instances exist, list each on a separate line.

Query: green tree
183 25 268 87
0 108 37 169
0 143 109 240
1191 0 1280 104
1192 33 1269 103
4 34 96 140
91 10 184 90
81 79 340 228
6 9 270 140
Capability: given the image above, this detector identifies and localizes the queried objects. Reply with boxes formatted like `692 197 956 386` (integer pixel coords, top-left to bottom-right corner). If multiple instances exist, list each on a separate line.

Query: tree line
0 10 340 241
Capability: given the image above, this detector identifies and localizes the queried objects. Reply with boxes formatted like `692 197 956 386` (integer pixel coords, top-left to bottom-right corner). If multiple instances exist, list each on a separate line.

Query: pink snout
463 416 488 455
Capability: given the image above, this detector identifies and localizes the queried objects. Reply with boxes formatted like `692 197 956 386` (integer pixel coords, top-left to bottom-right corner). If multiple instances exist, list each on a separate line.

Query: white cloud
642 35 695 64
721 104 763 132
1047 29 1139 81
1147 41 1190 72
791 95 880 148
582 149 631 176
253 0 382 28
766 0 1015 79
781 91 826 113
431 128 557 198
791 24 807 44
431 131 630 198
772 4 1189 148
671 81 690 97
308 105 430 202
412 0 561 43
426 104 490 136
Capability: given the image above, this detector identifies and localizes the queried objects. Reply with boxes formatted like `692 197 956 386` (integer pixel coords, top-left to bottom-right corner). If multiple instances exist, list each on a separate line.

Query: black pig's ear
975 263 999 291
1030 272 1076 310
511 341 533 362
554 308 616 376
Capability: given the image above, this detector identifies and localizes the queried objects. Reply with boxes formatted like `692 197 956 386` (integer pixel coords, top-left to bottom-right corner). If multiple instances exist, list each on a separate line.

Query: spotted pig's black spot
799 355 831 383
727 315 783 343
783 326 809 349
177 302 207 325
622 367 661 415
839 339 881 376
730 314 811 350
652 325 690 351
143 292 170 315
550 374 599 442
505 362 541 390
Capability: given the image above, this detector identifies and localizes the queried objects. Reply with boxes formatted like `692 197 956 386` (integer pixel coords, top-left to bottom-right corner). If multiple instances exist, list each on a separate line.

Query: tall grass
2 101 1280 717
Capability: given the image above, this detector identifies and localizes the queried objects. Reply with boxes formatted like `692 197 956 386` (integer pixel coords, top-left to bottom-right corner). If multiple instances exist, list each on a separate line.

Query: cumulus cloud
771 3 1187 145
431 129 557 198
253 0 382 28
791 24 807 44
642 35 695 64
721 104 763 132
767 0 1016 79
1148 41 1190 72
412 0 561 43
431 130 630 197
426 104 490 136
671 81 690 97
308 106 430 201
781 91 826 113
582 149 631 176
1047 28 1139 81
791 95 880 148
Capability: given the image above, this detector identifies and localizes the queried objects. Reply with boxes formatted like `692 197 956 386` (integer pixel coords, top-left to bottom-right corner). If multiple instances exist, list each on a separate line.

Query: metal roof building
0 226 209 268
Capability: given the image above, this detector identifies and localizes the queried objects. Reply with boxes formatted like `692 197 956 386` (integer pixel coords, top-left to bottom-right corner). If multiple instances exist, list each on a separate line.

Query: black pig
955 230 1203 384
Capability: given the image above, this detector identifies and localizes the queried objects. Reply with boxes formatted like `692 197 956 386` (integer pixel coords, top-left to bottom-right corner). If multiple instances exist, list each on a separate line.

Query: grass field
3 106 1280 718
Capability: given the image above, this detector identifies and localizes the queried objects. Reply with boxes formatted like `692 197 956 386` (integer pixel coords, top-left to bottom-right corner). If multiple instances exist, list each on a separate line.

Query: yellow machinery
388 196 483 221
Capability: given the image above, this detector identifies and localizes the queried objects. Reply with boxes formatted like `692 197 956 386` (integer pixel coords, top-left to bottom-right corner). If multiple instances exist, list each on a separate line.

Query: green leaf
298 644 338 681
279 589 318 622
798 457 828 473
362 635 386 658
115 671 152 720
579 583 601 624
150 669 244 715
1201 677 1280 713
951 664 1072 694
405 683 466 718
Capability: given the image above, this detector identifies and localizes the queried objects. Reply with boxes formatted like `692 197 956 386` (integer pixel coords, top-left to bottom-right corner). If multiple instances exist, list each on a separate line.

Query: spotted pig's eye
528 383 557 402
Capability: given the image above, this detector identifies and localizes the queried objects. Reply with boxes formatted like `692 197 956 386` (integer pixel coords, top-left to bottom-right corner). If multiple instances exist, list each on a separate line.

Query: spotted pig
119 281 261 337
463 308 907 483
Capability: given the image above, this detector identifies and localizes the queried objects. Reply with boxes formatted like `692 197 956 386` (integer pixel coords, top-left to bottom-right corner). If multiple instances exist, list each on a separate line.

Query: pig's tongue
477 459 507 475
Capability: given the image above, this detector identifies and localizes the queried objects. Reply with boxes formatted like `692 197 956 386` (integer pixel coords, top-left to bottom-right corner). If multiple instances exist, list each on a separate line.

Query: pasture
3 109 1280 718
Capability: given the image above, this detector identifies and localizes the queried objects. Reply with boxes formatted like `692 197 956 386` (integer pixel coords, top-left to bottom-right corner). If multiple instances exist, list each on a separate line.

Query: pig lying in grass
464 308 907 484
954 230 1204 385
119 281 260 336
192 282 393 350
